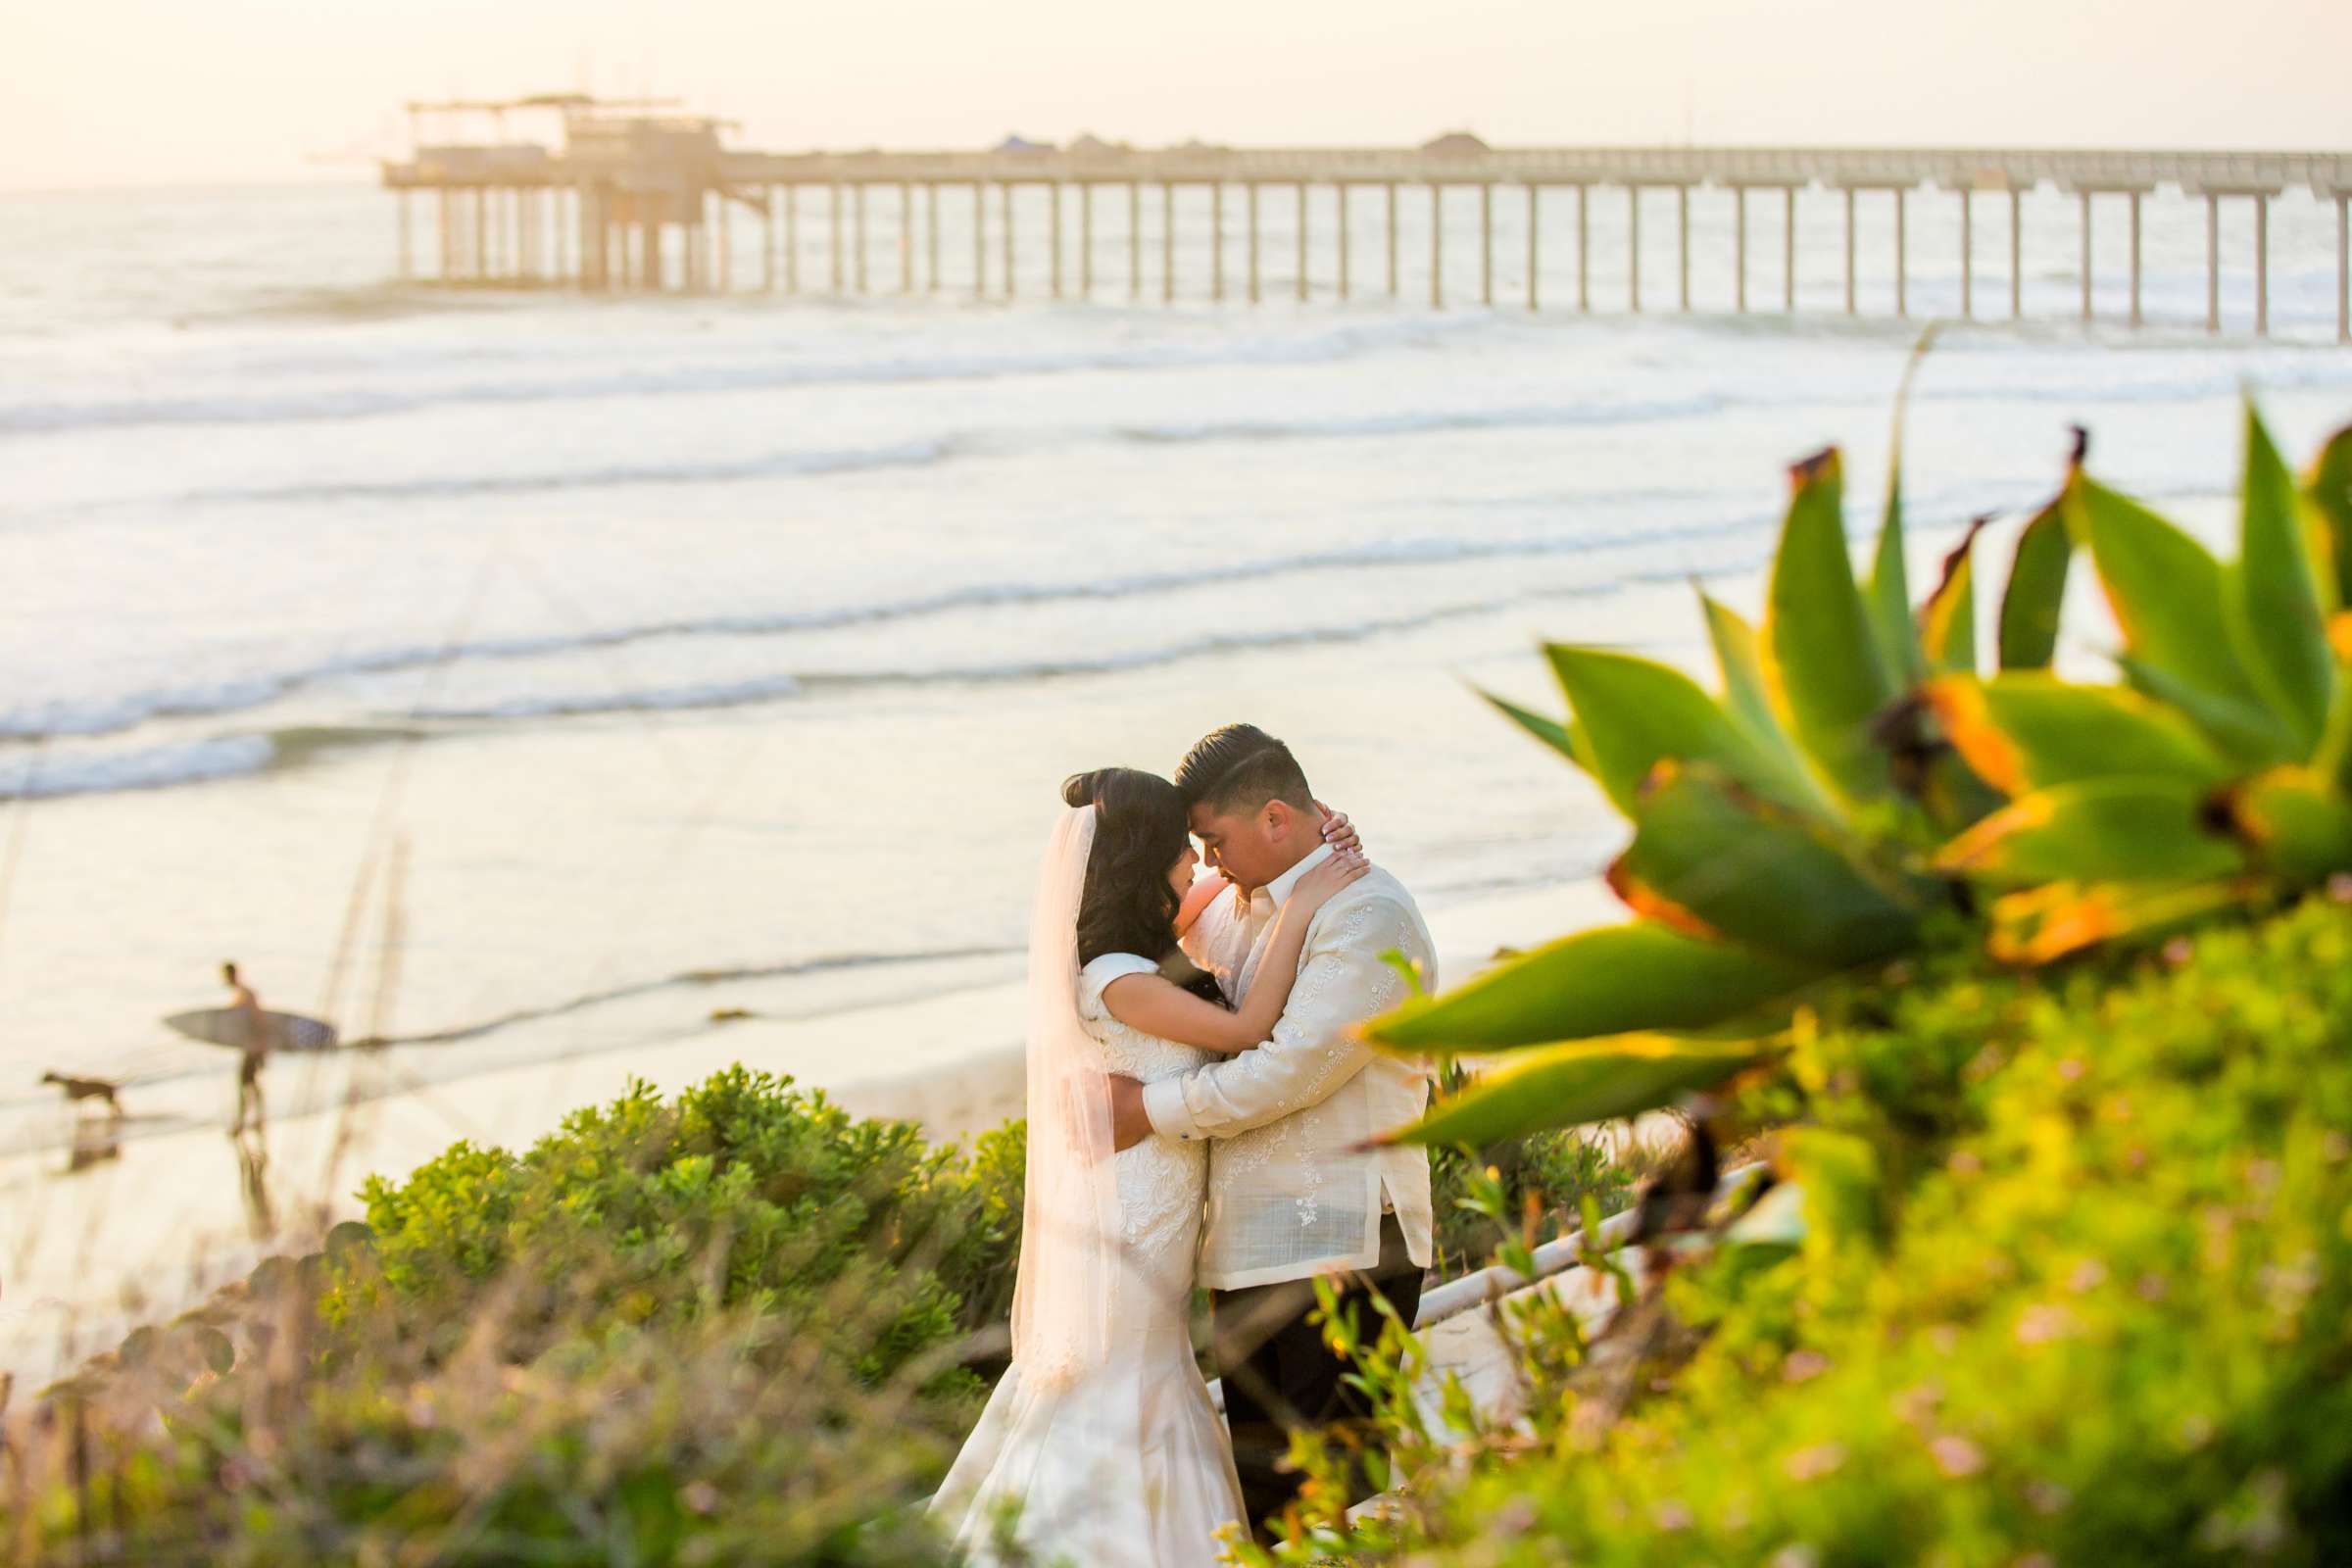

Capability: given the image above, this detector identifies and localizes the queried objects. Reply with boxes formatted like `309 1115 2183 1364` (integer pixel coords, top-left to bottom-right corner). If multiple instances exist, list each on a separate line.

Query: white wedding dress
932 950 1247 1566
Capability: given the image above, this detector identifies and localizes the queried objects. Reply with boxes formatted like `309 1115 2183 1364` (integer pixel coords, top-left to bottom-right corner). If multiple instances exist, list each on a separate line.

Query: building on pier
380 96 2352 341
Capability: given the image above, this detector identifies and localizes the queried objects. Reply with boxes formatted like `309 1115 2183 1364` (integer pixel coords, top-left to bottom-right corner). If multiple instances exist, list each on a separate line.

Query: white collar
1253 842 1335 909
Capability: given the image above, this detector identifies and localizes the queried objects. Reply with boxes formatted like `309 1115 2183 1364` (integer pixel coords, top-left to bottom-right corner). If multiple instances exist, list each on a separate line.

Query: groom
1106 723 1437 1540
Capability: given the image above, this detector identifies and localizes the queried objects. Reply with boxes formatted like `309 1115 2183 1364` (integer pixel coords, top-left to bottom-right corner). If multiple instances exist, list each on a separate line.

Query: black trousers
1209 1215 1424 1542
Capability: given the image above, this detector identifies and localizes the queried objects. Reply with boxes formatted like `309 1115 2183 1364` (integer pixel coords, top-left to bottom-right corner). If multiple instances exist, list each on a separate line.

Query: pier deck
381 102 2352 339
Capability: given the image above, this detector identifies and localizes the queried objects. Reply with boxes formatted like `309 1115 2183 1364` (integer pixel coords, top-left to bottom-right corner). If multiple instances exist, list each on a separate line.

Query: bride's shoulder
1077 952 1164 1018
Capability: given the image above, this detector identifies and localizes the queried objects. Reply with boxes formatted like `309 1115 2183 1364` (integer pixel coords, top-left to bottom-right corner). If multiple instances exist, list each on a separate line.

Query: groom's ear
1260 798 1295 839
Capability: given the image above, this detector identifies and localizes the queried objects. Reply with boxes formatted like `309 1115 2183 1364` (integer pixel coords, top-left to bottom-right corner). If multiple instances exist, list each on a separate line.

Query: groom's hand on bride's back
1106 1075 1152 1152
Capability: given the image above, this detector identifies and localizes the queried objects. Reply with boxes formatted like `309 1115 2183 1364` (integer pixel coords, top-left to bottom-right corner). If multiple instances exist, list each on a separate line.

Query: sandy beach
0 875 1619 1389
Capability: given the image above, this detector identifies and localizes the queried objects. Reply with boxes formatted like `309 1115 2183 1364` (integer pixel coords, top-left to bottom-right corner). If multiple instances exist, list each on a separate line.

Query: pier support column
855 183 869 293
928 183 941 292
1841 186 1855 315
785 186 800 293
1080 182 1093 297
1002 182 1015 299
1526 183 1540 311
2206 194 2220 331
1960 190 1973 318
1297 182 1309 302
1678 184 1690 311
1733 186 1746 312
1051 182 1064 299
474 186 489 281
2256 193 2270 337
763 186 777 290
2010 189 2023 319
1386 182 1399 296
1481 182 1494 307
2129 191 2142 327
973 182 986 299
397 191 413 281
1163 182 1176 303
1129 182 1141 300
1784 186 1796 312
1338 183 1351 300
1248 182 1261 304
1630 186 1643 313
901 181 914 293
2080 189 2092 323
1894 186 1907 318
1430 183 1444 309
829 184 843 293
1579 184 1592 311
437 188 454 283
1212 183 1225 301
717 194 732 292
2337 192 2349 344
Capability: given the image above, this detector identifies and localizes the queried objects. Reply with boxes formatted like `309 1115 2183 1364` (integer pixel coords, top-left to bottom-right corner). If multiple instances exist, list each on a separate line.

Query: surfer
224 961 270 1134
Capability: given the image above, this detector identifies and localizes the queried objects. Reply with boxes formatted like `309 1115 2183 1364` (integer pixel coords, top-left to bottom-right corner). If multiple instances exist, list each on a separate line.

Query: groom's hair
1176 724 1313 815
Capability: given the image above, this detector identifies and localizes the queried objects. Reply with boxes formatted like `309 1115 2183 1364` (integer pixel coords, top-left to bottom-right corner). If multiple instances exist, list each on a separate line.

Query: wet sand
0 875 1618 1389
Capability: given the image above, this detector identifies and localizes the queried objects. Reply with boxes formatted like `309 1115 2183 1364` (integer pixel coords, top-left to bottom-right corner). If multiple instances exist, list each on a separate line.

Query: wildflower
1653 1500 1693 1531
682 1480 720 1514
2026 1479 2072 1516
1929 1434 1985 1477
2161 935 2194 966
2066 1258 2107 1294
2014 1303 2076 1346
1784 1443 1846 1481
1782 1349 1830 1384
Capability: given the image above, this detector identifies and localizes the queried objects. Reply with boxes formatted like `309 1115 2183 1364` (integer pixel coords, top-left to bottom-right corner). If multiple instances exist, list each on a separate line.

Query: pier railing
382 133 2352 339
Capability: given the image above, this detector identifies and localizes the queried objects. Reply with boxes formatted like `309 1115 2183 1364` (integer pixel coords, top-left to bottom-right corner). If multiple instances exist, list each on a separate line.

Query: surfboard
163 1008 339 1053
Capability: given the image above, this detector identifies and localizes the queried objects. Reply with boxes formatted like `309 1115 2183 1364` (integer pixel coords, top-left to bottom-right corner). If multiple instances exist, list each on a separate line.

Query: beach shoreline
0 874 1619 1390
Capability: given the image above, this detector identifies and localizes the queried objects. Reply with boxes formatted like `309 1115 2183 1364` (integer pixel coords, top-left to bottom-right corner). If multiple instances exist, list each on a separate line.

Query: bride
931 767 1367 1566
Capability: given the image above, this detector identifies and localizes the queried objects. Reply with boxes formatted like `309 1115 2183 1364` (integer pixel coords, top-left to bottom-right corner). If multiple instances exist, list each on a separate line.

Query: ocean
4 176 2352 1164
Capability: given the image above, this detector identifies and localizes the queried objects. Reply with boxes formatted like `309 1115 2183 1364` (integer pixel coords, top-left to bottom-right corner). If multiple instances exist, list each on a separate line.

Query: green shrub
1253 894 2352 1565
18 1068 1026 1566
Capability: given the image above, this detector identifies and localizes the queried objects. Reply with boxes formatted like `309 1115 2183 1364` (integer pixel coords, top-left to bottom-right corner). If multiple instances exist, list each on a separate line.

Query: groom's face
1188 799 1290 891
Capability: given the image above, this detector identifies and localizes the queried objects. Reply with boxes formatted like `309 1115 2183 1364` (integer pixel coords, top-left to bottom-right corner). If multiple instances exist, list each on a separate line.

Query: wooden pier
382 99 2352 340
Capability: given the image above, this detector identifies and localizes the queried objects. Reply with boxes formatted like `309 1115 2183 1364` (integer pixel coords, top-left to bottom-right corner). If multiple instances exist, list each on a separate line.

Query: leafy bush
13 1068 1026 1566
1251 892 2352 1565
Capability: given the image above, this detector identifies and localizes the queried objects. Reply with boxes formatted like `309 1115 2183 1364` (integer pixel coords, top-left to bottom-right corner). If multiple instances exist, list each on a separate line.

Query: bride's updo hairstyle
1062 767 1191 968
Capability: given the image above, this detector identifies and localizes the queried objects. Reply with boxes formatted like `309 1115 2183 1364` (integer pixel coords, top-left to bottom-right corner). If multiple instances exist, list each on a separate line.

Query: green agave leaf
1986 877 2259 965
1544 645 1828 820
1996 493 2074 672
2315 658 2352 796
1479 685 1587 773
1764 450 1897 804
2118 655 2298 770
1362 919 1820 1054
2225 405 2333 751
2304 421 2352 612
1922 673 2235 798
1864 326 1938 689
2065 471 2263 710
1919 520 1984 676
2214 765 2352 884
1375 1035 1769 1147
1699 591 1783 746
1936 776 2247 886
1609 762 1923 968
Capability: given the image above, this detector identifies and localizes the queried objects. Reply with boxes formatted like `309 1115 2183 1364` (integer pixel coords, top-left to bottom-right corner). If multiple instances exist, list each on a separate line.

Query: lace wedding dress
932 948 1247 1566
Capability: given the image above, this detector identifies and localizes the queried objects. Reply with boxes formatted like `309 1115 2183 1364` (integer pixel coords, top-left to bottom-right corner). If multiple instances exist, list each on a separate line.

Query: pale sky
5 0 2348 191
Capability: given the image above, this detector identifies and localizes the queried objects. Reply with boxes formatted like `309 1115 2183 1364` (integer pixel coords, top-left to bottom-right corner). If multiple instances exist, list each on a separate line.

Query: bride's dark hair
1063 768 1189 968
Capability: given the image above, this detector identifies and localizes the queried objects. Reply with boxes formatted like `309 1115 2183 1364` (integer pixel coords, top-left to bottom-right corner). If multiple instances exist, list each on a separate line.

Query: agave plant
1930 407 2352 962
1367 396 2352 1150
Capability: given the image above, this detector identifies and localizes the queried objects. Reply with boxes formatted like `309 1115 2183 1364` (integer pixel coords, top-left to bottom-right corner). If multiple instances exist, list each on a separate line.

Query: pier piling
1162 182 1175 303
1733 185 1746 312
1386 182 1399 297
1481 182 1494 307
1430 183 1444 309
1678 185 1690 311
1298 183 1310 301
1960 189 1972 318
1248 182 1261 305
2010 189 2023 319
1842 187 1855 315
1784 186 1796 311
1338 183 1351 300
1629 186 1642 313
1526 184 1539 312
1578 184 1592 311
